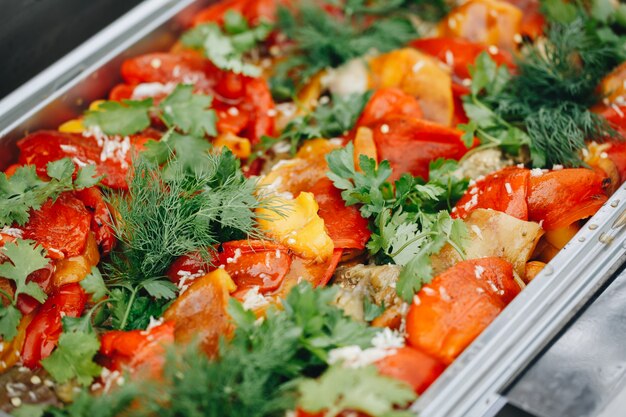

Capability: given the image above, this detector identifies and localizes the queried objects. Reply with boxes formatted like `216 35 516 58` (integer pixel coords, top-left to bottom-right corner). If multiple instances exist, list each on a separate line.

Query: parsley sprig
0 158 100 227
297 365 416 417
0 239 49 341
327 144 469 301
83 84 217 138
181 10 273 77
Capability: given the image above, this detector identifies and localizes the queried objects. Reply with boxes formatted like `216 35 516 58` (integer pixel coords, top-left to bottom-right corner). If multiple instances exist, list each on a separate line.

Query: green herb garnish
327 144 469 301
0 158 100 227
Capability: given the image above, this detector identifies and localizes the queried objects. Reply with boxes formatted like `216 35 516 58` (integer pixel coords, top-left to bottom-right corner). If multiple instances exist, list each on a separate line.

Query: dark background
0 0 144 98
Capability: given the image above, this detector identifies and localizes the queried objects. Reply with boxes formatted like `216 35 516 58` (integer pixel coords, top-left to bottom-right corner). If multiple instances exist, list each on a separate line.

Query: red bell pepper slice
99 321 175 374
17 130 158 190
310 177 371 250
192 0 284 26
606 142 626 184
527 169 608 230
502 0 545 38
406 257 520 364
357 88 423 128
454 167 530 221
120 52 275 144
166 252 209 285
21 283 87 368
375 346 446 395
74 187 116 255
214 240 292 294
21 193 92 260
411 37 515 81
370 116 473 181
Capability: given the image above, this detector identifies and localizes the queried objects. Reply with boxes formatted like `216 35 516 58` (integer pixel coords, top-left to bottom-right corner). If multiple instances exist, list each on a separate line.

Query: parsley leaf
41 317 102 386
143 130 213 179
80 267 108 301
159 84 217 137
0 239 50 340
327 144 469 301
0 158 101 227
363 298 384 321
181 10 273 77
84 98 153 136
297 365 416 417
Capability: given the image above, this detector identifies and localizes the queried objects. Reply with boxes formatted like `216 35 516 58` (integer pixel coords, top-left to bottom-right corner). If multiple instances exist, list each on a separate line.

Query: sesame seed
380 124 390 134
505 182 513 195
514 33 523 44
227 107 239 116
412 61 425 73
11 397 22 407
150 58 161 69
488 45 499 55
30 376 41 385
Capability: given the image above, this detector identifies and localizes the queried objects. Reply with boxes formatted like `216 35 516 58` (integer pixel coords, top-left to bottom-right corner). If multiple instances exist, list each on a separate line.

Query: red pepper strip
376 346 446 394
356 88 423 128
310 177 371 250
192 0 284 26
99 321 175 374
454 167 530 221
502 0 545 38
411 37 516 80
370 116 475 181
74 187 116 255
120 52 275 144
21 283 87 368
21 192 92 260
214 240 292 294
406 257 520 364
17 130 159 190
527 169 608 230
606 142 626 184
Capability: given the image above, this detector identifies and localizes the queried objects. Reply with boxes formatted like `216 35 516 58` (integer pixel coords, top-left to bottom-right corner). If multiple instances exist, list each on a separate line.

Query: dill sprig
106 151 261 284
45 283 387 417
462 13 626 167
271 2 418 99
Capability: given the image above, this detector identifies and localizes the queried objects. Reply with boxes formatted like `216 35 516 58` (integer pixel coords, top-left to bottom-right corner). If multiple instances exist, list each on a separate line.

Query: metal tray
1 1 626 416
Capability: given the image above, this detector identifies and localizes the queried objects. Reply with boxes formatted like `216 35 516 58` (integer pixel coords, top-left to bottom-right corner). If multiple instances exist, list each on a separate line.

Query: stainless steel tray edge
1 2 626 416
413 187 626 417
0 0 214 170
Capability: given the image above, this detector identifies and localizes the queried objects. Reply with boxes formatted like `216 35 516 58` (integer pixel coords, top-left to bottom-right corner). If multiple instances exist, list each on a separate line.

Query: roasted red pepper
21 283 87 368
406 257 520 364
527 169 608 230
369 116 473 181
357 88 423 128
99 321 175 374
118 52 275 144
310 177 371 250
74 187 116 255
454 167 530 220
214 240 292 294
376 346 446 394
21 193 92 260
411 37 515 81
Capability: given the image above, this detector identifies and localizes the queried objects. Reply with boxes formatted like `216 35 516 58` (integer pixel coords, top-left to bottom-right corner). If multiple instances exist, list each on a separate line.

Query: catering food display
1 0 626 415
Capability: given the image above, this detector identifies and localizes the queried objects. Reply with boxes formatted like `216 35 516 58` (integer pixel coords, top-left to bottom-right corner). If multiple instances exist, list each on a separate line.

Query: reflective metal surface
1 1 626 416
503 265 626 417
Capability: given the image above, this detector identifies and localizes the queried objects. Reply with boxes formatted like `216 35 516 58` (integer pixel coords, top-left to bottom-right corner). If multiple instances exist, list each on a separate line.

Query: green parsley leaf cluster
0 158 101 227
181 10 273 77
0 239 49 340
83 84 217 138
327 144 469 301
